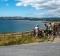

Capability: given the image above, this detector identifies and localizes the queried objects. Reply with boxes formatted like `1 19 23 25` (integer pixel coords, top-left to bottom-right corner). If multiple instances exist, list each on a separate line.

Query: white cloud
33 8 60 17
16 0 60 10
16 0 60 17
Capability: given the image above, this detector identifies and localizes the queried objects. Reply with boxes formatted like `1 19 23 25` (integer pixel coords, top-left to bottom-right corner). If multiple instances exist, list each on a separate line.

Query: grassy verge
0 35 53 46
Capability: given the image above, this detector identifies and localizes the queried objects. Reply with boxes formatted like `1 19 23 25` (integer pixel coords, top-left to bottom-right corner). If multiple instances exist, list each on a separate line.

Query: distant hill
0 17 60 21
39 17 60 21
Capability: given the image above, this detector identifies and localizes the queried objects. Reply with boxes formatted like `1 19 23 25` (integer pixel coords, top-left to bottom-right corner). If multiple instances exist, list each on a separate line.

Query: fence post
22 32 23 37
11 33 13 37
28 32 29 36
4 33 5 38
31 31 32 37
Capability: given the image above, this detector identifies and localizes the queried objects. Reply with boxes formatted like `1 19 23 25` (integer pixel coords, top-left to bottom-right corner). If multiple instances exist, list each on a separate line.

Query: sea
0 20 44 33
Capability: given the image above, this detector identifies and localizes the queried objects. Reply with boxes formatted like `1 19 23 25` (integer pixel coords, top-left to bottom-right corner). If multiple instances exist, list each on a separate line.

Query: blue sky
0 0 60 17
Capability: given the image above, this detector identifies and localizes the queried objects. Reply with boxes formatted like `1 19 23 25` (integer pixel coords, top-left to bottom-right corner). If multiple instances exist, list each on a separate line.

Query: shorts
44 30 48 33
44 30 48 36
48 30 52 35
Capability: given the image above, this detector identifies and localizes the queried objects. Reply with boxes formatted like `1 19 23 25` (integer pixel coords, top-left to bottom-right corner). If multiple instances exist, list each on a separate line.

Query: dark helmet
44 23 47 26
36 24 39 27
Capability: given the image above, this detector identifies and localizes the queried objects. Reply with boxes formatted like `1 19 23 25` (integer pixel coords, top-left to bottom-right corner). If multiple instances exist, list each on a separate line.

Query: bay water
0 20 44 33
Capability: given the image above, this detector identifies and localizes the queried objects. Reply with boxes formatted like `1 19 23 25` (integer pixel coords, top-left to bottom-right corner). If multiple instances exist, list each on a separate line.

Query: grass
0 35 53 46
0 31 54 46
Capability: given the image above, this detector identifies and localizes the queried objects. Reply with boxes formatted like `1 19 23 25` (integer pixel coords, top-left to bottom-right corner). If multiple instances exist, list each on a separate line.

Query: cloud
16 0 60 10
32 8 60 18
16 0 60 17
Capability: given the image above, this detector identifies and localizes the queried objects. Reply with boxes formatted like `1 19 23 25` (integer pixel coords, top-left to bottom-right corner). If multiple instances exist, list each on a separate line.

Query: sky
0 0 60 18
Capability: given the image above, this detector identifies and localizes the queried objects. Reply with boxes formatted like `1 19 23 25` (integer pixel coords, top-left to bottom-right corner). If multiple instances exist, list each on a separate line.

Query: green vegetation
0 34 53 46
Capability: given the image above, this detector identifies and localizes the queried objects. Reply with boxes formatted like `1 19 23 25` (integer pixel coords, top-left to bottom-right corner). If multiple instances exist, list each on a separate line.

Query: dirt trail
53 37 60 42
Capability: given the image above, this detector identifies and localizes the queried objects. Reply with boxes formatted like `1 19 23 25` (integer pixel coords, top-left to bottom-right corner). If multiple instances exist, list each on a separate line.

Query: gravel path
0 42 60 56
53 38 60 42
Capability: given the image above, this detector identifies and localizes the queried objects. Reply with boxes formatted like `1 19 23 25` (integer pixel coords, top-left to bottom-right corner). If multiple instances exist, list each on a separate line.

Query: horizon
0 16 60 18
0 0 60 18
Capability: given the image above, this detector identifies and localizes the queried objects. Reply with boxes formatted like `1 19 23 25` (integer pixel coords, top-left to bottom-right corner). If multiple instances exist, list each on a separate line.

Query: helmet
36 24 39 27
44 23 47 26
